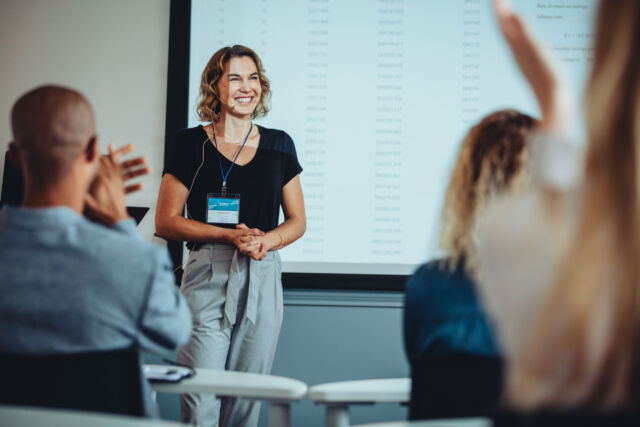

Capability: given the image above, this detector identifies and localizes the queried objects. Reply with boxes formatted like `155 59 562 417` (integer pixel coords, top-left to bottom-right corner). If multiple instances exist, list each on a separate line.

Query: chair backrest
1 150 23 207
409 354 503 420
493 409 640 427
0 346 145 417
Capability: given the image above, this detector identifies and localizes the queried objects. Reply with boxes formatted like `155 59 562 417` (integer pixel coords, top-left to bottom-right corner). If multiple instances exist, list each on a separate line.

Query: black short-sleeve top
163 125 302 244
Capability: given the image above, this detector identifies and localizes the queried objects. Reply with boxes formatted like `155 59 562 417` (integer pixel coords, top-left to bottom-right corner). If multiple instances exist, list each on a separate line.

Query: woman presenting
156 45 306 427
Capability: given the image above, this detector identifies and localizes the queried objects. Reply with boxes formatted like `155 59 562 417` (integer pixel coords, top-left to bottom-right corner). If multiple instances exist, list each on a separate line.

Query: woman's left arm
243 175 306 260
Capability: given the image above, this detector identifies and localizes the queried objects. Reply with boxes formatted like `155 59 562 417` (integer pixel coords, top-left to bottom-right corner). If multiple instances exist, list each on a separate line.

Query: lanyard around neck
212 123 253 195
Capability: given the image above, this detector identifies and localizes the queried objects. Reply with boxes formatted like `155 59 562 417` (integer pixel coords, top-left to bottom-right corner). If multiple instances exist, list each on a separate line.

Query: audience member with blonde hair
404 108 536 364
476 0 640 410
404 108 536 419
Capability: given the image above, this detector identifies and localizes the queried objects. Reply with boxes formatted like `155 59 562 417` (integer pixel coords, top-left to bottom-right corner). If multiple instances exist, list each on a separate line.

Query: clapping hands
84 143 150 226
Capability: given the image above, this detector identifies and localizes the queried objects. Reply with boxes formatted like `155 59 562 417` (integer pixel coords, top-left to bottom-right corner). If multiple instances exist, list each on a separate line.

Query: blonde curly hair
197 45 271 123
439 109 537 272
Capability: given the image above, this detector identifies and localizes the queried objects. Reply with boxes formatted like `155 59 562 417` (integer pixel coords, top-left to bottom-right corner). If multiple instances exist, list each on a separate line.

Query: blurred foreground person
477 0 640 410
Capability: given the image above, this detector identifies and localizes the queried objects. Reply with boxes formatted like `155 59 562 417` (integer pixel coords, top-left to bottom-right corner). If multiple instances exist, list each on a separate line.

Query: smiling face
217 56 262 119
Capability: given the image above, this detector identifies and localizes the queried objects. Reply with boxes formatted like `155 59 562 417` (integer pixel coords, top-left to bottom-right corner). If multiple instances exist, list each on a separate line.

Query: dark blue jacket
404 259 498 362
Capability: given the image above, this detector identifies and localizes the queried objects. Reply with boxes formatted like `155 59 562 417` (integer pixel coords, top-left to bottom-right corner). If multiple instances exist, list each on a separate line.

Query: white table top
354 418 491 427
310 378 410 403
0 405 185 427
148 365 308 401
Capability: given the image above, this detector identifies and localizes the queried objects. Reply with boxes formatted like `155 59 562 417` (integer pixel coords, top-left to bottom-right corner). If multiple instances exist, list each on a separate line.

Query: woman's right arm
475 0 583 366
155 173 264 252
491 0 573 135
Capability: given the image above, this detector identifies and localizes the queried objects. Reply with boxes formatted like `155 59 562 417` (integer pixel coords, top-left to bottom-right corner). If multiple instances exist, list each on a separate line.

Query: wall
0 0 170 241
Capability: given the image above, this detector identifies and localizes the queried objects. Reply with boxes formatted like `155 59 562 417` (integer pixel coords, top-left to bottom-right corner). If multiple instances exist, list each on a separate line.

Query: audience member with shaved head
11 86 95 188
0 85 192 416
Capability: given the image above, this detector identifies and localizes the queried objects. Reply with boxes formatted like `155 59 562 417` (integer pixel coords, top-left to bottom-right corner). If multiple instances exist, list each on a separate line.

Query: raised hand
491 0 574 133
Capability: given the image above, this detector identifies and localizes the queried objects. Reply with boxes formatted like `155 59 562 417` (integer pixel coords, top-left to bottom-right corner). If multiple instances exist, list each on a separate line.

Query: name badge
206 193 240 225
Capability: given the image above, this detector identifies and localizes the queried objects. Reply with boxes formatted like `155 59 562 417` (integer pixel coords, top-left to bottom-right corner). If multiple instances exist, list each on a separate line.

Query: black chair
1 150 23 207
494 408 640 427
0 346 146 417
409 354 504 420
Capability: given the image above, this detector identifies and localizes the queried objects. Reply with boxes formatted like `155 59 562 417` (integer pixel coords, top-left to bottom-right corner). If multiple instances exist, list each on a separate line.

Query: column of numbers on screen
299 0 330 257
371 0 404 259
460 0 482 127
214 1 226 46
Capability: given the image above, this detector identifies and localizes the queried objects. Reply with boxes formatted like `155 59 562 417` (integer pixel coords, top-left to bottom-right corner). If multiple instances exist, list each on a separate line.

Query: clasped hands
230 224 276 261
84 144 150 227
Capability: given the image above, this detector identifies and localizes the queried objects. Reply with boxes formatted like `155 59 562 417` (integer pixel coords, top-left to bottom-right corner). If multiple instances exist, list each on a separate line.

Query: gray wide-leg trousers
178 243 283 427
